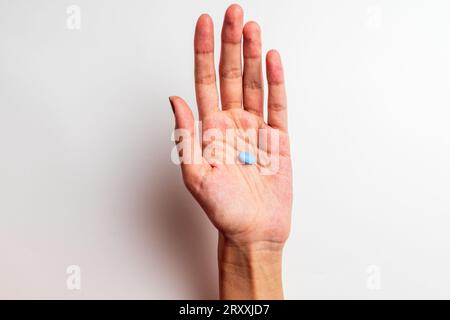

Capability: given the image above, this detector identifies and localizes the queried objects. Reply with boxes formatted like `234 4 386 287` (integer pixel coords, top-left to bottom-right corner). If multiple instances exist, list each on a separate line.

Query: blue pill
238 151 256 165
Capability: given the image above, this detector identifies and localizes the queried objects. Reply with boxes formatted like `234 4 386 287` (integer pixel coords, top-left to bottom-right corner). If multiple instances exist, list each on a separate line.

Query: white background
1 0 450 299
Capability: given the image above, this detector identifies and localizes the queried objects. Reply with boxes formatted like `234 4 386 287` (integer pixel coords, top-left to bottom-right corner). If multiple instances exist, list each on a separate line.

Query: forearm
218 234 285 300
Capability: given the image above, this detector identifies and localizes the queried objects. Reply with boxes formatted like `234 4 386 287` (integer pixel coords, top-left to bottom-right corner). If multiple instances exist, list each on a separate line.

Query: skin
169 4 292 300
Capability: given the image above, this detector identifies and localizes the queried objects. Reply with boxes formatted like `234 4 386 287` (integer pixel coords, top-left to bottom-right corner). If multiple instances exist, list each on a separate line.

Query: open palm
170 4 292 248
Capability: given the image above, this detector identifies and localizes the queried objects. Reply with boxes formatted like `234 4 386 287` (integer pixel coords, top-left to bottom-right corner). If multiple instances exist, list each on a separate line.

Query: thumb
169 96 209 189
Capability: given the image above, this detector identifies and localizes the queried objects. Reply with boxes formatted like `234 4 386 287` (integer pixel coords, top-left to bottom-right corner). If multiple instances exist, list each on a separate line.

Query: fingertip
225 4 244 20
169 95 182 106
170 96 193 119
266 49 281 62
243 21 261 58
243 21 261 38
195 14 214 53
244 21 261 35
169 96 183 116
266 50 284 84
196 13 213 29
222 4 244 42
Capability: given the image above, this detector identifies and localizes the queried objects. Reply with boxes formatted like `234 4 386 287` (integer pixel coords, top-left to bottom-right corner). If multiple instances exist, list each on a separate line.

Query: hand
170 4 292 299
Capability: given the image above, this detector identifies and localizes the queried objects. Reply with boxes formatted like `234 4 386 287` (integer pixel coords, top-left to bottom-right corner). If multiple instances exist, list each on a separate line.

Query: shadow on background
134 138 217 299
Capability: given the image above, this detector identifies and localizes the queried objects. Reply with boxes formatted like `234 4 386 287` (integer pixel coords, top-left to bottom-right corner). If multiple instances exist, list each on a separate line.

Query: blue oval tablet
238 151 256 165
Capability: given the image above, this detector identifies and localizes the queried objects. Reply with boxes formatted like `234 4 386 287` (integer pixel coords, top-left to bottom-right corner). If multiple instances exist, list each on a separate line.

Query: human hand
170 4 292 299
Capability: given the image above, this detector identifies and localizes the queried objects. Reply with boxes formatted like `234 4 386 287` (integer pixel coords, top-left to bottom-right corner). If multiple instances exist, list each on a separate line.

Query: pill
238 151 256 165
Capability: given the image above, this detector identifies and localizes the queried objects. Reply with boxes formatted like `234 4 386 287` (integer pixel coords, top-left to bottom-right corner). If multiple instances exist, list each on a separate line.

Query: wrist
218 234 285 300
218 235 285 265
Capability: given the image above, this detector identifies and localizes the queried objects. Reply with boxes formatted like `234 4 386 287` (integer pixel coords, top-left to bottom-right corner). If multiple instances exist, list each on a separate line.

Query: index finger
194 14 219 120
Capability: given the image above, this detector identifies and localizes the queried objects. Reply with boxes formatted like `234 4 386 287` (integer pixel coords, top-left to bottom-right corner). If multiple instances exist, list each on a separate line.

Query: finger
195 14 219 120
266 50 288 132
243 21 263 117
219 4 244 110
169 96 210 190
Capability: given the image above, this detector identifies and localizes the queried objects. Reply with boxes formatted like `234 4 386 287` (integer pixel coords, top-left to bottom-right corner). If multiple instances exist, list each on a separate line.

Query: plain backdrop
1 0 450 299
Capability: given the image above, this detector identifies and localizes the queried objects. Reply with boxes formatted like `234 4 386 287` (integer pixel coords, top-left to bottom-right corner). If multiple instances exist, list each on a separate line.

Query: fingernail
168 97 175 114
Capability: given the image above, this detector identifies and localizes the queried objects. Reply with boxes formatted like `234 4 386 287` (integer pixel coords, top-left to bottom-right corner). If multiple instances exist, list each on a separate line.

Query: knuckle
220 66 242 80
222 101 242 109
196 72 216 85
269 102 286 111
243 79 263 90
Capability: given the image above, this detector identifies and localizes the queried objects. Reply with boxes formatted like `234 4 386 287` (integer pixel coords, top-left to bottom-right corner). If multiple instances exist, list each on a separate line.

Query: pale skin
169 4 292 300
